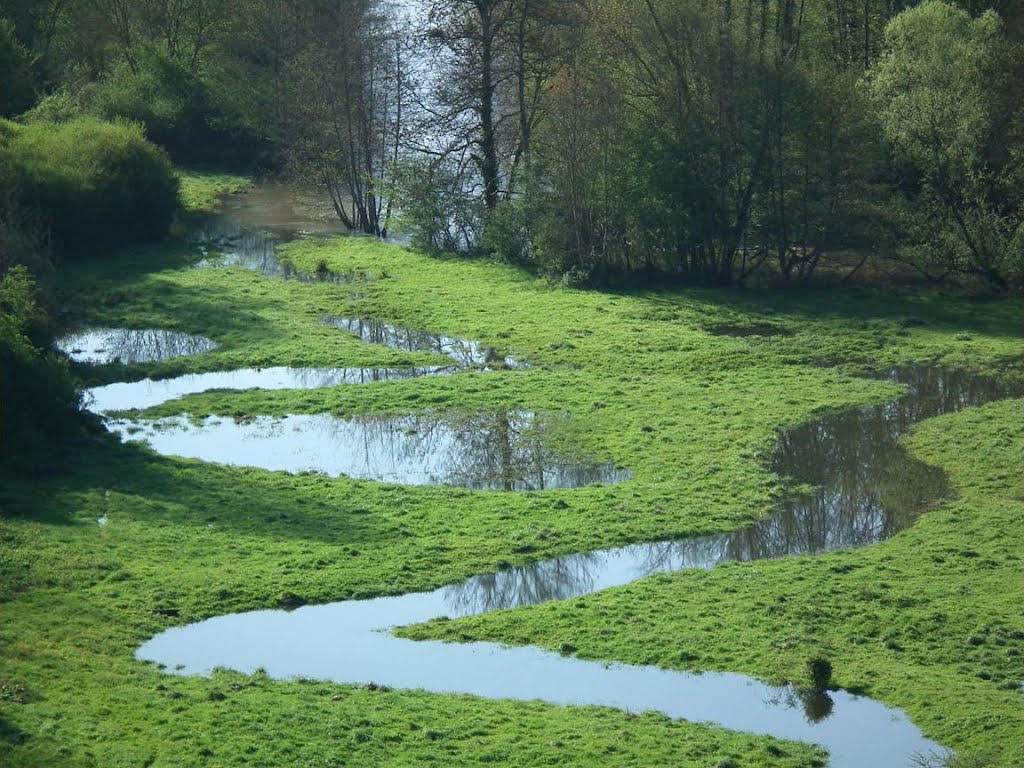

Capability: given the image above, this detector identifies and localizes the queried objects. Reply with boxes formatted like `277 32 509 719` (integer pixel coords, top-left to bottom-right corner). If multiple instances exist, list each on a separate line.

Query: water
86 366 450 412
106 411 631 490
135 364 1021 767
323 315 522 369
191 183 372 282
56 328 218 364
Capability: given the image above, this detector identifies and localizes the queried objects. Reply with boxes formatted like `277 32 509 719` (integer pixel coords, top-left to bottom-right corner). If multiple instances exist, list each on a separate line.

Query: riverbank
1 205 1020 765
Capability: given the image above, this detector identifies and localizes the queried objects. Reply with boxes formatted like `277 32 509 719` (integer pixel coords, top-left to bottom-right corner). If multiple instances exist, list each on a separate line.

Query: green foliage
90 45 265 167
0 19 35 117
0 117 179 257
869 1 1023 288
0 267 82 473
394 157 484 254
4 231 1017 766
175 170 252 215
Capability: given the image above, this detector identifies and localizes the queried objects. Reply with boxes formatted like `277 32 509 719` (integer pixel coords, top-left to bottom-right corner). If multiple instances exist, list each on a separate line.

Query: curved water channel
128 364 1019 767
70 188 1022 766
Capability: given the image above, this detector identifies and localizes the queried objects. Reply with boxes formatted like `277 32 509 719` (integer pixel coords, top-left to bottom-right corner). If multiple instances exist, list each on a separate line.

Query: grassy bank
1 227 1020 766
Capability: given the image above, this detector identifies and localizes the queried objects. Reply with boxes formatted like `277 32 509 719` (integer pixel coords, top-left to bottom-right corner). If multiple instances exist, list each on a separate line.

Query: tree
869 0 1022 288
286 0 409 236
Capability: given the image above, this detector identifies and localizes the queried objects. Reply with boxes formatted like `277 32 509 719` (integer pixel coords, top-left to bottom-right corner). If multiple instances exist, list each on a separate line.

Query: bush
0 267 83 474
89 45 269 168
0 117 179 257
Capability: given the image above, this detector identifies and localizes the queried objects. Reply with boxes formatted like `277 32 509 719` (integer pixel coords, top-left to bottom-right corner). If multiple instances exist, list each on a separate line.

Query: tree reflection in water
323 316 522 370
420 365 1024 617
56 328 219 364
109 409 631 491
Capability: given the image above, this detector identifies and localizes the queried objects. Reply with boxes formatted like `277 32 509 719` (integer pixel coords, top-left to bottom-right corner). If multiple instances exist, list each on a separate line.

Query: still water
136 364 1021 767
107 410 630 490
56 328 219 364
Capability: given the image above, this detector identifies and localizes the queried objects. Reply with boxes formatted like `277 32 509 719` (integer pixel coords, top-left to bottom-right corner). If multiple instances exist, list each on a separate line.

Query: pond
191 182 375 283
107 410 630 490
323 315 523 369
56 328 219 365
134 363 1021 767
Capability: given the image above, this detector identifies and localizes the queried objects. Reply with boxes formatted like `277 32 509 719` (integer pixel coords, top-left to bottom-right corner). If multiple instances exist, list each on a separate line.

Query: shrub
0 267 83 474
0 118 179 257
89 45 269 168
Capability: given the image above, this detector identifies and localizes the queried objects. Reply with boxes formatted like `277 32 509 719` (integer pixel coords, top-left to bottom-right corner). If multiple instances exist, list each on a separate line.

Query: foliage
394 156 485 253
0 19 35 117
868 1 1023 289
2 231 1018 766
90 45 265 167
0 118 179 258
175 170 252 215
0 267 82 474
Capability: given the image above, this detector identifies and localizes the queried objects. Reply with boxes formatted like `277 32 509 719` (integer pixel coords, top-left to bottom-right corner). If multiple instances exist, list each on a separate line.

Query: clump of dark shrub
0 117 179 258
0 20 36 118
0 267 84 474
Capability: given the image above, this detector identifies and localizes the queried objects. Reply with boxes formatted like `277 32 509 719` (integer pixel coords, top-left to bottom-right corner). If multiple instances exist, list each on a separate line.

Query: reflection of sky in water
86 366 449 412
56 329 218 365
108 411 630 491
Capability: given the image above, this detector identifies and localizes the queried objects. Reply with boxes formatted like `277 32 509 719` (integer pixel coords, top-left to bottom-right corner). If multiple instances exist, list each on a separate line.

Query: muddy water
135 364 1021 767
56 328 219 364
191 183 374 282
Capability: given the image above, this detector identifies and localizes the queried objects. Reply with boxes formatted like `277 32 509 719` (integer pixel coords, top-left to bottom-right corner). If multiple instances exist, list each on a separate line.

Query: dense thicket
0 266 83 474
2 0 1019 289
0 118 179 260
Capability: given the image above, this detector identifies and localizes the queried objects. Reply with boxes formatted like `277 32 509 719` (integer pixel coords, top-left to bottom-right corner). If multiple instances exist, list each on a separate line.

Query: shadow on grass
610 283 1023 341
4 429 410 550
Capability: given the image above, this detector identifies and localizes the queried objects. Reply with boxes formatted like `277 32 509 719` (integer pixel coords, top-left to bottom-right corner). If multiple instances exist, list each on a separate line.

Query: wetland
2 179 1022 768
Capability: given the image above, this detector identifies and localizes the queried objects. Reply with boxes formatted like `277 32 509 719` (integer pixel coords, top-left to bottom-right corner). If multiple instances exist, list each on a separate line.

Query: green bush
0 117 179 257
0 267 83 474
89 45 269 167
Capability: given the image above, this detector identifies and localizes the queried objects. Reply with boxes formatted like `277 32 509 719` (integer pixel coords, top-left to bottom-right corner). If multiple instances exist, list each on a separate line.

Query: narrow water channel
132 364 1021 767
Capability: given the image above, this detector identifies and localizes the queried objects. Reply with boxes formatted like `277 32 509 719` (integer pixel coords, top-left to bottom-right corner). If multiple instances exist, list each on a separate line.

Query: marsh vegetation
1 2 1022 767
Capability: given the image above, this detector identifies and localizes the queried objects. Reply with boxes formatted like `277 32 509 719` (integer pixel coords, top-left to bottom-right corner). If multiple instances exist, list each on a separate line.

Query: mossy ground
1 217 1020 766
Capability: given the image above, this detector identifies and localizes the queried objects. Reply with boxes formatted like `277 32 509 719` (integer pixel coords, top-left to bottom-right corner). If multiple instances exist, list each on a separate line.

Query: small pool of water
323 315 522 369
86 366 451 413
191 183 375 283
108 410 631 490
56 329 219 364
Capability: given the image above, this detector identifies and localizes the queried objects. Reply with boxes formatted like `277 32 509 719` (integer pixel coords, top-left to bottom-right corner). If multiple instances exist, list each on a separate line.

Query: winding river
66 187 1023 767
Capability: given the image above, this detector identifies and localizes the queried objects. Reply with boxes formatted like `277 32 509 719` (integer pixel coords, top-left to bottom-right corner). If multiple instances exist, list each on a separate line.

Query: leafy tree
869 0 1022 288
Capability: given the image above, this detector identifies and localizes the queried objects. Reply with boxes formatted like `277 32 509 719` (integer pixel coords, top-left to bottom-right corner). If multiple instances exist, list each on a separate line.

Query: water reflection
107 410 631 491
324 316 522 369
135 364 1019 767
436 365 1024 607
56 329 219 365
191 183 372 283
85 366 450 413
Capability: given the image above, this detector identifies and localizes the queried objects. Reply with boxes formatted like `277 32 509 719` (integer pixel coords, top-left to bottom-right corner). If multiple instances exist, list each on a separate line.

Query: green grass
1 226 1021 766
175 170 251 214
